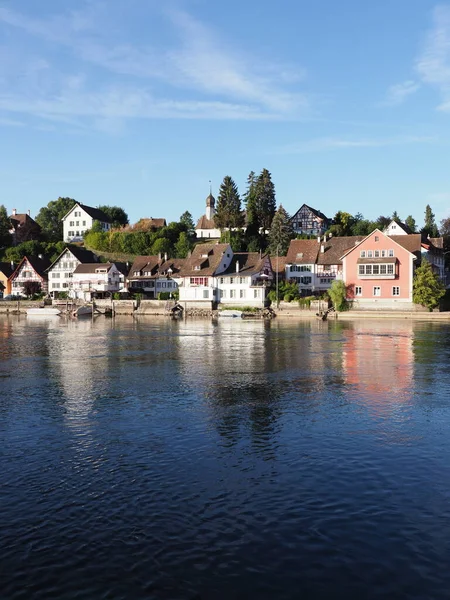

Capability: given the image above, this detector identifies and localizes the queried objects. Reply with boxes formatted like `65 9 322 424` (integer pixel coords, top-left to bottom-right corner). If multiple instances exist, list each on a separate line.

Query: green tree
174 232 192 258
214 176 245 233
374 215 391 230
151 237 172 256
267 205 294 256
243 171 258 225
329 211 355 237
0 204 11 249
413 259 445 310
97 205 129 227
328 280 349 311
35 197 76 241
391 210 401 224
179 211 196 237
422 204 439 238
405 215 416 232
255 168 276 234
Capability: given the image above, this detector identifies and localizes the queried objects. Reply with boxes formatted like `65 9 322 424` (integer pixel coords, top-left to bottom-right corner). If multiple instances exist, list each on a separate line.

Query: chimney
38 254 43 259
12 208 16 216
28 209 31 216
317 236 320 243
323 235 326 242
164 252 168 262
158 252 162 262
236 260 240 273
10 261 14 270
329 232 332 238
320 244 324 253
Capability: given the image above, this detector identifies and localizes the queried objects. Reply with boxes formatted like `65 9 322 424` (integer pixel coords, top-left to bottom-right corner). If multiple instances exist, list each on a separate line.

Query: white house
62 202 112 242
216 252 273 307
71 263 122 300
46 247 98 298
195 194 221 239
383 220 411 236
178 243 272 307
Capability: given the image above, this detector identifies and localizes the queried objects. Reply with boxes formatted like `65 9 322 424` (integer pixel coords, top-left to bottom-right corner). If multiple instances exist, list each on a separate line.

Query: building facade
71 263 122 300
9 256 51 296
46 247 98 298
290 204 331 236
62 203 112 242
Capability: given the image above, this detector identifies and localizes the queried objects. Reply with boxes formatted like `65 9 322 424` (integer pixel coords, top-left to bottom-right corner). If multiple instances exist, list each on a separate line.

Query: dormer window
133 271 139 276
201 253 208 258
296 253 303 258
194 265 201 271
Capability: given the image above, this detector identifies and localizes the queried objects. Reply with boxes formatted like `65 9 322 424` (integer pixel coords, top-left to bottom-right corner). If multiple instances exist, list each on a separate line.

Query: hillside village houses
2 198 448 310
62 202 112 243
127 255 185 298
8 209 42 246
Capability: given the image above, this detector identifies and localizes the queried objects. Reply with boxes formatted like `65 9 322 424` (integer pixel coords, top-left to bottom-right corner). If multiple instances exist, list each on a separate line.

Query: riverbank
1 299 449 321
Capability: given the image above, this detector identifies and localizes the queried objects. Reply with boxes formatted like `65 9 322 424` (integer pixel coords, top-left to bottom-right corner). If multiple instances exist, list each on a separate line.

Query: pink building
341 229 417 310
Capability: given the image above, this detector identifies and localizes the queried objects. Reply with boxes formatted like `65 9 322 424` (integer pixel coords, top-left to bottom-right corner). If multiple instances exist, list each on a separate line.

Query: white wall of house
215 274 268 306
383 221 408 236
196 227 221 239
63 205 110 242
71 265 121 300
47 250 82 297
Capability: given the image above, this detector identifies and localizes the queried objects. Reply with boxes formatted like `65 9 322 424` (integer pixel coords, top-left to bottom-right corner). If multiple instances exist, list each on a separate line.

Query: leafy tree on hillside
179 211 196 237
35 197 76 241
0 204 11 249
374 215 391 230
391 210 401 224
413 259 445 310
422 204 439 238
267 205 294 256
255 168 276 234
214 176 245 233
329 211 355 237
405 215 417 233
97 205 129 227
174 232 192 258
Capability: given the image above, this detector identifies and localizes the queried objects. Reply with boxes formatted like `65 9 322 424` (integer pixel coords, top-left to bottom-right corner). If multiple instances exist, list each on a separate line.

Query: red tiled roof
286 239 320 264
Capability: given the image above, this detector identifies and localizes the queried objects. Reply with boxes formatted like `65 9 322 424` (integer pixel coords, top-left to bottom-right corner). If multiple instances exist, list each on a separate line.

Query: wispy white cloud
275 135 437 154
381 80 420 106
416 5 450 111
0 2 309 128
0 116 24 127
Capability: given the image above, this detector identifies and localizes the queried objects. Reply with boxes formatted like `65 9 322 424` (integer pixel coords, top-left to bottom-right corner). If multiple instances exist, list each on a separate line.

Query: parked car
0 294 27 301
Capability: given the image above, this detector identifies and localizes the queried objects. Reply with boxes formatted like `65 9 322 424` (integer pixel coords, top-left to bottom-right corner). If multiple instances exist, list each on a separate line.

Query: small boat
219 310 243 318
27 307 61 316
72 305 93 317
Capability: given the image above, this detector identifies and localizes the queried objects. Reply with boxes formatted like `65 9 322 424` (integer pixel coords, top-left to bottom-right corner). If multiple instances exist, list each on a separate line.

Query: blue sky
1 0 450 228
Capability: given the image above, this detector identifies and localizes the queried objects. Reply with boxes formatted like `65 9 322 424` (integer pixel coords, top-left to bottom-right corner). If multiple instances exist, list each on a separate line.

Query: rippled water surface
1 315 450 599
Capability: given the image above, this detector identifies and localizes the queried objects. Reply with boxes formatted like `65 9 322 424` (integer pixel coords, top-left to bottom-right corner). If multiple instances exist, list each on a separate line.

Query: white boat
27 307 61 316
72 305 93 317
219 310 243 318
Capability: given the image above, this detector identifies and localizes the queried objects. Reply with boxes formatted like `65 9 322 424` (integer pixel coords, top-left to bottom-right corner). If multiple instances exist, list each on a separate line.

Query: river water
1 315 450 599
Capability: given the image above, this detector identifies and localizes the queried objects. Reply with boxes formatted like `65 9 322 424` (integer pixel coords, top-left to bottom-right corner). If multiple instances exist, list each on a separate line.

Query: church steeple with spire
205 182 215 221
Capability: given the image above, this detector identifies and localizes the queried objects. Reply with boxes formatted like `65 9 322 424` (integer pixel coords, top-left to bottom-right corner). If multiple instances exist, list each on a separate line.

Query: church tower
205 192 215 221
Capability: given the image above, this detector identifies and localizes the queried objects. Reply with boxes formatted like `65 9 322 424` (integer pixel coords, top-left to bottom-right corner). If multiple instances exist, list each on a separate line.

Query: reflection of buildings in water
342 320 414 410
49 318 112 430
176 319 282 455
